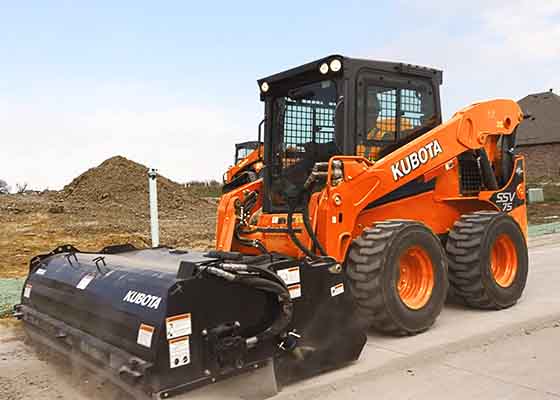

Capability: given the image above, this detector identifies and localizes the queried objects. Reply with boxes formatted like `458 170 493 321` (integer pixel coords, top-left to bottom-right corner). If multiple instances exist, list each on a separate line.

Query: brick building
516 90 560 180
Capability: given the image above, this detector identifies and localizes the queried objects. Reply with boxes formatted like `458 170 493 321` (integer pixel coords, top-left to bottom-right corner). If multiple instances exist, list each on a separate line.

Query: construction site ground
0 233 559 400
1 156 560 399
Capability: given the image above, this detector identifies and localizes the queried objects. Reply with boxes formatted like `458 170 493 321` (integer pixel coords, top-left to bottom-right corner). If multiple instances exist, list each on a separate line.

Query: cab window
358 83 435 161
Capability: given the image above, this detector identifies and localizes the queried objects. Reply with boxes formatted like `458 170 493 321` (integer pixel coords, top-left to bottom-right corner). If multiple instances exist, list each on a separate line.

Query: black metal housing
17 245 365 399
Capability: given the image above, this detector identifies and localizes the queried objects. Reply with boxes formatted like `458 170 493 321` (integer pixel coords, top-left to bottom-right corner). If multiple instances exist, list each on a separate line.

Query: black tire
345 220 449 336
446 211 528 309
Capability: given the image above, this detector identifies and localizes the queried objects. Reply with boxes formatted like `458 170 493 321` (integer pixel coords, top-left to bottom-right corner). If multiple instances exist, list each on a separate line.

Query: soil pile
1 156 217 279
61 156 202 216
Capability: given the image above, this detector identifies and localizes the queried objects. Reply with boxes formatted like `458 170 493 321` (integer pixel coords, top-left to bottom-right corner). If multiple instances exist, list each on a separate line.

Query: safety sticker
76 274 95 290
277 267 300 286
288 284 302 299
23 284 32 299
35 268 47 276
331 283 344 297
169 336 190 368
137 324 155 348
166 313 192 339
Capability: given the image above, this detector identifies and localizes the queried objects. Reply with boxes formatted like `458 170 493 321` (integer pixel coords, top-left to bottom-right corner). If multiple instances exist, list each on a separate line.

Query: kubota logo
391 139 443 181
123 290 162 310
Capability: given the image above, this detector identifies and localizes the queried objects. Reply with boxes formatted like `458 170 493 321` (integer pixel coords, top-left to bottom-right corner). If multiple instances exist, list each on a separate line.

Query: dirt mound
62 156 202 215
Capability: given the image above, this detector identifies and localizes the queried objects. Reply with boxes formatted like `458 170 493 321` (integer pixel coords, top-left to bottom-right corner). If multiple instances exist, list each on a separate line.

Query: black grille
459 153 482 194
358 86 433 161
400 88 424 129
282 99 335 168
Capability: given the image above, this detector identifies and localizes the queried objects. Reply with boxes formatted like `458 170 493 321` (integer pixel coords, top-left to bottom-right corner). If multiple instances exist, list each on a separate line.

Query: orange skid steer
17 55 528 398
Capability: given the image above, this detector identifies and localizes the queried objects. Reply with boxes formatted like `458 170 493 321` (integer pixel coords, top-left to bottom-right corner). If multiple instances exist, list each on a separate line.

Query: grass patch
0 279 24 318
184 181 222 198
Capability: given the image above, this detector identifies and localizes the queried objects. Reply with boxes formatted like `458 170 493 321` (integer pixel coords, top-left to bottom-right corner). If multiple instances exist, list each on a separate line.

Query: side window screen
283 98 335 165
358 83 435 161
401 88 428 131
270 80 337 208
366 87 397 143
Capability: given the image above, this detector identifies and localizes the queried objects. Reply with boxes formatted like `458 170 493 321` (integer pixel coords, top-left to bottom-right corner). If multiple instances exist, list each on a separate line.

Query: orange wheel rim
397 246 434 310
490 234 518 287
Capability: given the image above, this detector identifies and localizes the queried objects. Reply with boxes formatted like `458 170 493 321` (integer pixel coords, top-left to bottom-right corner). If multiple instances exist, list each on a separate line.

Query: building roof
516 90 560 146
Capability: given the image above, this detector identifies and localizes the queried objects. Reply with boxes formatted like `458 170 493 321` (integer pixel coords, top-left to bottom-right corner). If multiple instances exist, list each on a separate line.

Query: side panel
355 191 493 236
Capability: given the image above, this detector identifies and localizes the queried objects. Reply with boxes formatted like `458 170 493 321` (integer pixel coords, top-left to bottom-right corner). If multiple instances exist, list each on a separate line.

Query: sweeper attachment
17 55 530 398
16 245 365 398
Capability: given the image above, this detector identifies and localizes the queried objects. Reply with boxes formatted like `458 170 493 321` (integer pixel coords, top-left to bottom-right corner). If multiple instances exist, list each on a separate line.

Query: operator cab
258 55 443 212
234 141 262 164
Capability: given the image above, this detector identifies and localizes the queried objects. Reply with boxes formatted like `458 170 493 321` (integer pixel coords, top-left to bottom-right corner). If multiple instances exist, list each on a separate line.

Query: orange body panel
215 99 527 262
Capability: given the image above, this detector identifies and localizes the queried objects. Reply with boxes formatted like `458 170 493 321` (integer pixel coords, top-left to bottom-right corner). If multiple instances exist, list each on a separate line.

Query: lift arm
316 99 524 261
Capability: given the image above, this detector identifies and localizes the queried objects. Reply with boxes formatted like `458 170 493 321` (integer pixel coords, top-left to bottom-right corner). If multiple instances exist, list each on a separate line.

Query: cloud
370 0 560 117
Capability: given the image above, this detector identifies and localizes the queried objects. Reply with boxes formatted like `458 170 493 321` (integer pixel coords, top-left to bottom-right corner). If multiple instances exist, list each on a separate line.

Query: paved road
301 322 560 400
186 233 560 400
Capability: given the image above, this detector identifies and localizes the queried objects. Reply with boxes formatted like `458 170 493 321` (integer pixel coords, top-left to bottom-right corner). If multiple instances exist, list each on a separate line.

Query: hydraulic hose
204 263 293 347
300 192 328 257
287 203 317 259
236 275 293 345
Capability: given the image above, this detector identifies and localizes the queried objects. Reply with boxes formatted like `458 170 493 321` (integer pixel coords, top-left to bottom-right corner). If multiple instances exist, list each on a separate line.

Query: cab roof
257 54 443 92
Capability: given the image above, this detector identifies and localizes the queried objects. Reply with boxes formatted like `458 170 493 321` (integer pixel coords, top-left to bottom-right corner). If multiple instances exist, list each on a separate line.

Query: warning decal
288 284 302 299
166 313 192 339
331 283 344 297
76 274 95 290
169 336 190 368
35 268 47 276
137 324 155 348
23 284 32 299
277 267 300 286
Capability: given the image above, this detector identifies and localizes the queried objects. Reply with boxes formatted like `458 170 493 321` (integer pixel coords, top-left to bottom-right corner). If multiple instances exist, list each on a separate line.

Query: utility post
148 168 160 248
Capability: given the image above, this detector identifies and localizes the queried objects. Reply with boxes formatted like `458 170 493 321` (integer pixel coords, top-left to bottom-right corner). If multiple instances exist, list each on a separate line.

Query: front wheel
346 220 449 336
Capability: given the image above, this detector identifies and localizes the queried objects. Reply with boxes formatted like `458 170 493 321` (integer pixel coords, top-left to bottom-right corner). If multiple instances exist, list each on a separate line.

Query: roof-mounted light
261 82 270 93
330 59 342 72
319 63 329 75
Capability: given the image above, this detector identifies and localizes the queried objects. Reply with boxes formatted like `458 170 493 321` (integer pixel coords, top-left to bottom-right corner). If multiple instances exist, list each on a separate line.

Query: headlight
261 82 270 92
319 63 329 75
330 59 342 72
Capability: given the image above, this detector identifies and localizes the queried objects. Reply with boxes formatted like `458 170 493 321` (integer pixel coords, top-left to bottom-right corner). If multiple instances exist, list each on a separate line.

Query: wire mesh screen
401 89 424 129
357 84 435 161
282 99 335 168
375 89 397 141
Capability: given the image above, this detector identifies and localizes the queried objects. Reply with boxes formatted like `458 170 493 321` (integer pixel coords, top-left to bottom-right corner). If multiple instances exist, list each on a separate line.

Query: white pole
148 168 160 248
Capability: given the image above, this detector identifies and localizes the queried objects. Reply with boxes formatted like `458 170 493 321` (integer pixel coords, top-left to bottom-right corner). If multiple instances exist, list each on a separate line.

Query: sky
1 0 559 190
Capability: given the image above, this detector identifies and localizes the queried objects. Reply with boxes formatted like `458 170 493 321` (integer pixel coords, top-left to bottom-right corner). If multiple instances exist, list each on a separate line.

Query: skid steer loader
16 55 529 399
223 140 264 192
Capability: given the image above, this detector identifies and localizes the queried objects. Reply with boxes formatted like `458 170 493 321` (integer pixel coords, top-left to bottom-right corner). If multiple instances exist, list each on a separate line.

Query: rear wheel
446 211 528 309
346 220 448 336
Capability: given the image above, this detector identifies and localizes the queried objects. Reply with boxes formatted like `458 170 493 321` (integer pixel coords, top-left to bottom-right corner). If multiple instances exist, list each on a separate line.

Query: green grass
0 279 24 318
184 181 223 198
